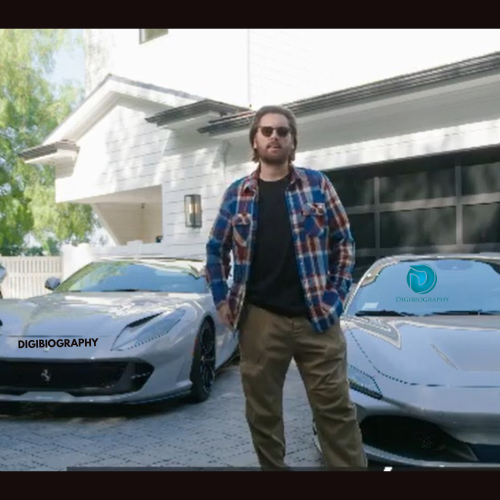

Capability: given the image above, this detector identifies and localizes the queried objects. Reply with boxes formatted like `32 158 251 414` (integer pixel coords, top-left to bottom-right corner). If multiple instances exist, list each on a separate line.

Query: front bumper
0 358 154 398
313 386 500 468
0 323 197 404
0 356 194 404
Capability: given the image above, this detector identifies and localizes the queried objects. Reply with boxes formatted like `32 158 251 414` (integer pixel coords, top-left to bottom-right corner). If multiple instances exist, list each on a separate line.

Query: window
463 203 500 244
327 171 375 207
349 213 376 250
461 162 500 196
56 261 206 294
347 258 500 316
380 207 457 248
140 29 169 44
379 165 455 203
460 146 500 196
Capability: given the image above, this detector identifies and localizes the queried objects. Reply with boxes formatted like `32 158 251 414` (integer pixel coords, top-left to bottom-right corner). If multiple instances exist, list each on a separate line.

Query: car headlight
347 365 382 399
112 309 186 351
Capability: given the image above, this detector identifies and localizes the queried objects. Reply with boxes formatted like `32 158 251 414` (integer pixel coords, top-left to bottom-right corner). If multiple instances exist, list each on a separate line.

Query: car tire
188 319 216 403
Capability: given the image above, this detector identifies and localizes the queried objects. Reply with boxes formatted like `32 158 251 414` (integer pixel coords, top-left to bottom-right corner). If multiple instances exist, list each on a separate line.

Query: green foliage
0 29 94 256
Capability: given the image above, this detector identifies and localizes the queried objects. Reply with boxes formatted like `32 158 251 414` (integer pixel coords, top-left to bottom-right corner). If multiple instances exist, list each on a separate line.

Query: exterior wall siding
83 29 500 108
55 100 168 203
84 29 249 106
159 137 226 258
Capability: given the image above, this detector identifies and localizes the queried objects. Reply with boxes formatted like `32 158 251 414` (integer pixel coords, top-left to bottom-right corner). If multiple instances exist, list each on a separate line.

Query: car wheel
188 319 216 403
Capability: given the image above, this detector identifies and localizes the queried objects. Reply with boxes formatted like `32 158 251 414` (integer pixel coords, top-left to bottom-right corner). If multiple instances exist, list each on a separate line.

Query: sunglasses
258 126 291 138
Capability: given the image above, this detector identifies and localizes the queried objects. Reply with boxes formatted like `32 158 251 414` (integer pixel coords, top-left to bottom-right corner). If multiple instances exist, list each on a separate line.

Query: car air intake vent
127 314 161 329
360 416 478 463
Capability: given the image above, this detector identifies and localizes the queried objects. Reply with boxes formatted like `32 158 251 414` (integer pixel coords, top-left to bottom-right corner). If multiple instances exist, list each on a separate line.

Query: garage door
326 145 500 282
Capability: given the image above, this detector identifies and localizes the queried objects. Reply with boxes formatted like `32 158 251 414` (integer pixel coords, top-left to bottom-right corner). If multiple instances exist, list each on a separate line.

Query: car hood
0 292 194 339
343 314 500 387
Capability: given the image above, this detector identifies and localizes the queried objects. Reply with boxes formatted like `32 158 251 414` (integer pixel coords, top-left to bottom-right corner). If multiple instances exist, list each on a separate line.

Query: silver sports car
313 253 500 468
0 256 239 405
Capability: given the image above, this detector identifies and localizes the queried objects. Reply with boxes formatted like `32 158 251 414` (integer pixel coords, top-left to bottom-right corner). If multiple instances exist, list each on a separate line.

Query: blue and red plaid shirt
205 165 355 333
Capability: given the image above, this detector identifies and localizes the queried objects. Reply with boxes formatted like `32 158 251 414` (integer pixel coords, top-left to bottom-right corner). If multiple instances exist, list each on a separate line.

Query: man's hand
217 302 233 328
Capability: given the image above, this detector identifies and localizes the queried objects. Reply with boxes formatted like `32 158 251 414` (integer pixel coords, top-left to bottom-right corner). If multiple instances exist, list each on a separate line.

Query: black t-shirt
245 173 308 317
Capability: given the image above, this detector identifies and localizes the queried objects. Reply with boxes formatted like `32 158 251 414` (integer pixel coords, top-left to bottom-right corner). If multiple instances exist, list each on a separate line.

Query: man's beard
257 147 290 165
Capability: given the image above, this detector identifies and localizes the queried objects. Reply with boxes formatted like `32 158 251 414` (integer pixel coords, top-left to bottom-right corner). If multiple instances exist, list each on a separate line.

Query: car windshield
346 257 500 316
54 260 207 294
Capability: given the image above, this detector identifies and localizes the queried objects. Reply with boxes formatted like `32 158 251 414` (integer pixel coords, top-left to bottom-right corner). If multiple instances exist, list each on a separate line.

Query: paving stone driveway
0 359 327 471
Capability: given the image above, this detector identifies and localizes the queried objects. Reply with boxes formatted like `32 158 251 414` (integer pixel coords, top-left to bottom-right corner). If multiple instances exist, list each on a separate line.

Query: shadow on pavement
0 398 185 420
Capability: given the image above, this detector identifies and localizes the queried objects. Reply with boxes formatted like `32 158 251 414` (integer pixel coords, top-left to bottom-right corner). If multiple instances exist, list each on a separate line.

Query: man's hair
249 105 298 163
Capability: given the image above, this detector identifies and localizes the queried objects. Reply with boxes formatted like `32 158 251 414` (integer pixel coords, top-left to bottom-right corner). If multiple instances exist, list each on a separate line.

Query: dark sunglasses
258 126 291 138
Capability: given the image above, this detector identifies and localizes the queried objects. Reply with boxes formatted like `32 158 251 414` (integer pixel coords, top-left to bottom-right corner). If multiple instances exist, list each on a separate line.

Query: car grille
360 416 478 463
0 360 154 396
469 445 500 463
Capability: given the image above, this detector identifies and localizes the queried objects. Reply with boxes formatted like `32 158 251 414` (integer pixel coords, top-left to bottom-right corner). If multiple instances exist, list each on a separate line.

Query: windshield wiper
355 310 416 317
100 289 157 292
428 310 500 316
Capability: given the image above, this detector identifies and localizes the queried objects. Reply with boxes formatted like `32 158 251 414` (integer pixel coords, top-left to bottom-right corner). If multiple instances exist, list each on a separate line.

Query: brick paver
0 359 326 470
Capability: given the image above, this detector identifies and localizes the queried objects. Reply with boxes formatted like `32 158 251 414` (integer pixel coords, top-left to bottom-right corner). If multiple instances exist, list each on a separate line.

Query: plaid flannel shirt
205 165 355 333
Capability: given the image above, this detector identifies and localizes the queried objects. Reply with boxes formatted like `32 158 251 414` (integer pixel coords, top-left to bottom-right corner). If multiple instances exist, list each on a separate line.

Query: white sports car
0 256 239 405
313 252 500 468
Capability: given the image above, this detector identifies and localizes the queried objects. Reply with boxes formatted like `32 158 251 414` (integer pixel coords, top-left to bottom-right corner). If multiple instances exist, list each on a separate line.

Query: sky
49 29 85 87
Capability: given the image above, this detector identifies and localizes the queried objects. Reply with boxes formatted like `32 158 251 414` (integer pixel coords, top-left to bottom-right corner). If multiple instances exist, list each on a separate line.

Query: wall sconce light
184 194 202 228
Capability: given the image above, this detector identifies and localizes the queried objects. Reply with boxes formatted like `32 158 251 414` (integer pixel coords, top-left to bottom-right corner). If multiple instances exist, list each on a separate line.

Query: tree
0 29 96 256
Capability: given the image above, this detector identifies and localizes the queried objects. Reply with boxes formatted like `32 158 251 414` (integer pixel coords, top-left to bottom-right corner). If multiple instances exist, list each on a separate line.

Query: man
205 105 367 470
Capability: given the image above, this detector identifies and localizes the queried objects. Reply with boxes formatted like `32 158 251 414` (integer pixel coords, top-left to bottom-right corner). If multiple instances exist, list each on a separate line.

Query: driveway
0 359 327 470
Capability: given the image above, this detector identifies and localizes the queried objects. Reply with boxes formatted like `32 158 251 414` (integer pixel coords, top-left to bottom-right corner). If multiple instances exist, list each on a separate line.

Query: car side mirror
45 277 61 291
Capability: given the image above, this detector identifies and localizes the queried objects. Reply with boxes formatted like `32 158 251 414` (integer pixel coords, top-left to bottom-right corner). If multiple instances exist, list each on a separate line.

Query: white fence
0 256 63 299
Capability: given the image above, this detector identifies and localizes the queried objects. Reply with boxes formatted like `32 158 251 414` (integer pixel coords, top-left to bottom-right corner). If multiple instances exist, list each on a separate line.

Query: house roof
19 140 79 163
19 74 211 163
19 74 207 161
198 51 500 136
145 99 249 129
20 51 500 165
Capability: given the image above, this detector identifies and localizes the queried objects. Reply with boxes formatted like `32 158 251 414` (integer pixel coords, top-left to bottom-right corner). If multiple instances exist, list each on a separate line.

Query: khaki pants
237 303 367 470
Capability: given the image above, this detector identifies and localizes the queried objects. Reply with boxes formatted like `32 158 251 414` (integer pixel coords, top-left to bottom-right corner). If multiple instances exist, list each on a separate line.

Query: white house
81 29 500 109
19 29 500 279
